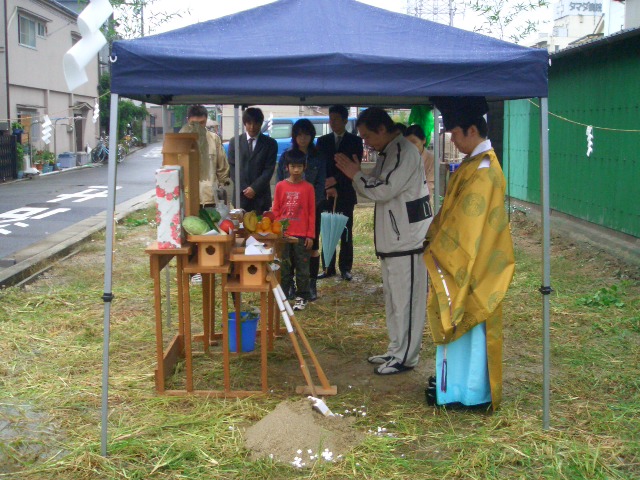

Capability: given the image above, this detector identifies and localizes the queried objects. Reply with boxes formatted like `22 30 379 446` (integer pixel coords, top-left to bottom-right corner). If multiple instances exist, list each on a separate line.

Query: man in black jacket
316 105 364 281
228 107 278 213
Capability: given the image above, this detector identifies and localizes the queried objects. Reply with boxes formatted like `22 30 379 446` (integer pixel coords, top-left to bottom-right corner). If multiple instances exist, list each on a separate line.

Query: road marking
31 208 73 219
143 147 162 158
48 186 122 203
0 207 71 235
1 184 123 236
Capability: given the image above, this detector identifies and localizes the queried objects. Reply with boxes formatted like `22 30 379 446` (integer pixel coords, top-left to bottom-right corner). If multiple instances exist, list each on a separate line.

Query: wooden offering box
162 133 200 217
230 247 274 287
188 233 234 267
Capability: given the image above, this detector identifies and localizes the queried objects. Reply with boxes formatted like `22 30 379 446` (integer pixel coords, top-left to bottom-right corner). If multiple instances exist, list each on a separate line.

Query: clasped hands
334 153 361 181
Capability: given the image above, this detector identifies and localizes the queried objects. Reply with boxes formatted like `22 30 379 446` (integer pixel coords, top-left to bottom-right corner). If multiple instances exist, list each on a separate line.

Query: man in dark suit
228 107 278 213
316 105 364 281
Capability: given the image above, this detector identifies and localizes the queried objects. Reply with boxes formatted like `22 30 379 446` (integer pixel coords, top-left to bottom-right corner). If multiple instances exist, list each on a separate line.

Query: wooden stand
145 242 192 393
146 236 335 398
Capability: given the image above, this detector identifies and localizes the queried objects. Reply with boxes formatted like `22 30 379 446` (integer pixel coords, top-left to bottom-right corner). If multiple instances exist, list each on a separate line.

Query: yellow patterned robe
424 148 515 409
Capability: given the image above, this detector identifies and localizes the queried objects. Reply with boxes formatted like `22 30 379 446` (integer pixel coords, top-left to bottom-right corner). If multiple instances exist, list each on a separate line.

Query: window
270 124 293 139
18 14 46 47
19 15 36 48
312 122 326 137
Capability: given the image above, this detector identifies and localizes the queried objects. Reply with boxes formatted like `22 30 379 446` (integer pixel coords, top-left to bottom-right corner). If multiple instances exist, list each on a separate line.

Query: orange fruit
261 217 272 230
271 221 282 235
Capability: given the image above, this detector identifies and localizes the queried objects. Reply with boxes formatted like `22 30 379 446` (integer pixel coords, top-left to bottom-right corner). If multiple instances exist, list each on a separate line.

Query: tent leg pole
101 93 119 457
539 97 551 431
433 107 441 213
234 106 241 208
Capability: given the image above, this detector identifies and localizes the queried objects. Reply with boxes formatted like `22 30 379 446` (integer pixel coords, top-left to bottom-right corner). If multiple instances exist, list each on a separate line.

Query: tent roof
111 0 548 105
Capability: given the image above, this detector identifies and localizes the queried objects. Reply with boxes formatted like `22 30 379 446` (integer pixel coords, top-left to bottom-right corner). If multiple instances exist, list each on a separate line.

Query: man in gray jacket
335 107 432 375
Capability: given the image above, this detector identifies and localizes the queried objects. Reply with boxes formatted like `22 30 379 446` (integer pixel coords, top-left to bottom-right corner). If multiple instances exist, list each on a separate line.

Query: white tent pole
234 106 241 207
433 106 441 213
539 96 552 430
101 93 120 456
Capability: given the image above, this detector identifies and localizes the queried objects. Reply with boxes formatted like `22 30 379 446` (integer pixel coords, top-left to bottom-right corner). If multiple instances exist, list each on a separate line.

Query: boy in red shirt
272 150 316 311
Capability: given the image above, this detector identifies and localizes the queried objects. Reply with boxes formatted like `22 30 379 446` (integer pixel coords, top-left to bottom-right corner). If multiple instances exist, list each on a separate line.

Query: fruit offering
243 211 258 233
242 210 289 236
219 219 234 234
257 216 272 234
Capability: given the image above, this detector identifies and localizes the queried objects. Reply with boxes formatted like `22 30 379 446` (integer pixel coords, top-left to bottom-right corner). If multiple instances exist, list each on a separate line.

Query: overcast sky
142 0 552 43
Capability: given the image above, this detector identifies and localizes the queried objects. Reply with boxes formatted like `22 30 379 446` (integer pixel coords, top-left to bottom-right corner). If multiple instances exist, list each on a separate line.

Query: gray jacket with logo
352 135 432 257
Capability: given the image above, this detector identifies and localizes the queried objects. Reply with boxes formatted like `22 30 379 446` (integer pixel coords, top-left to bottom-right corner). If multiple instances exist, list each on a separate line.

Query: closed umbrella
321 197 349 267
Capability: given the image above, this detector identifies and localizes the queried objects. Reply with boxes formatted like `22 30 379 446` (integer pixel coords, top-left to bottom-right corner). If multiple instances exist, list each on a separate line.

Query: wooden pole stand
267 269 338 397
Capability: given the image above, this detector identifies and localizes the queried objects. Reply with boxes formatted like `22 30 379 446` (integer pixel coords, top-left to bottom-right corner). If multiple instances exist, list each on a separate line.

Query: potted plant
15 142 25 178
33 150 45 171
11 121 24 135
39 150 55 173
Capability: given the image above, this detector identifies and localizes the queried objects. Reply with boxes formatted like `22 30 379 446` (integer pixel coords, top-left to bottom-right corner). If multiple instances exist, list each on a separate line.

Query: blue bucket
228 312 259 353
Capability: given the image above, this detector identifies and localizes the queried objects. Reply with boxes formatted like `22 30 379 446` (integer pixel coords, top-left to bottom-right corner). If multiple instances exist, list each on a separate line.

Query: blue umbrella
321 198 349 267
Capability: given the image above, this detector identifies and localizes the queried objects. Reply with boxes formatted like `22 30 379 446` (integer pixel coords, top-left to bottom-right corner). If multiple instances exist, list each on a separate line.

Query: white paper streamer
92 99 100 124
41 115 52 144
63 0 113 91
586 126 593 157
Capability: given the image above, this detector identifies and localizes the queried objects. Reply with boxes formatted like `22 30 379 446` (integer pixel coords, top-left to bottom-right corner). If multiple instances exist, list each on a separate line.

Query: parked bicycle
121 133 140 152
91 136 125 164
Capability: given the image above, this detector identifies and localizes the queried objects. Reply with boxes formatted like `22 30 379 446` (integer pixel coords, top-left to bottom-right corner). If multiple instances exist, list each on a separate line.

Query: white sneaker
293 297 308 311
190 273 202 286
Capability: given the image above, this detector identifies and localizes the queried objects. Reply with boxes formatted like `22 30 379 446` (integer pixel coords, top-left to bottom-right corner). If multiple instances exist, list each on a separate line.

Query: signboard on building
554 0 603 19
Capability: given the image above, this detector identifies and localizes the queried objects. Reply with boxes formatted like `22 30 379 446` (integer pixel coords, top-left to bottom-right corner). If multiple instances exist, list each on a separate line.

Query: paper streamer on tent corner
63 0 113 91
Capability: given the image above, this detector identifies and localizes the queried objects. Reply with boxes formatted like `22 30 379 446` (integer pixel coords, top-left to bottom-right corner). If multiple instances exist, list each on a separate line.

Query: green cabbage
182 216 209 235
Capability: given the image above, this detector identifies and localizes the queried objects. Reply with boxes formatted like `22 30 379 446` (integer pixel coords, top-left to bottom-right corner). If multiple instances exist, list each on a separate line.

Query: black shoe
374 360 414 375
425 385 437 406
425 375 437 405
341 271 353 281
317 270 336 280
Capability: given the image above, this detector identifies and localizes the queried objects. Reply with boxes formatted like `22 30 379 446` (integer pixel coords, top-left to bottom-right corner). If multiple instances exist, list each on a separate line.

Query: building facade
530 0 627 52
0 0 99 170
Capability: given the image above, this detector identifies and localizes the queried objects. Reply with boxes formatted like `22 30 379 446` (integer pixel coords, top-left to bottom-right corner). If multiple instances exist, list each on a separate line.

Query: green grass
0 206 638 479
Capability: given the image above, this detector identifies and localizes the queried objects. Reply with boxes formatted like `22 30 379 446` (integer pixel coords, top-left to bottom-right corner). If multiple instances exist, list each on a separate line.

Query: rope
0 90 112 125
527 99 640 133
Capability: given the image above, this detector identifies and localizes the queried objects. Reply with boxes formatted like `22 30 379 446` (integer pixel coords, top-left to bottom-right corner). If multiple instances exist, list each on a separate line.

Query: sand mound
243 399 365 467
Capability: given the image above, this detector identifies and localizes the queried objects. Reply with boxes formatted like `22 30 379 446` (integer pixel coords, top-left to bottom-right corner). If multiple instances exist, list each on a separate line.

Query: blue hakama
435 323 491 406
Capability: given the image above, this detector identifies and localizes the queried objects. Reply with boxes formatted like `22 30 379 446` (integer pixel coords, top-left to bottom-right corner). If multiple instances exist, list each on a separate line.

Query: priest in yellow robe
424 97 515 410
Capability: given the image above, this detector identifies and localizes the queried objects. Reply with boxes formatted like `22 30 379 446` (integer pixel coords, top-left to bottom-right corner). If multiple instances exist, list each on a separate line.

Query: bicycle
121 133 140 152
91 136 125 164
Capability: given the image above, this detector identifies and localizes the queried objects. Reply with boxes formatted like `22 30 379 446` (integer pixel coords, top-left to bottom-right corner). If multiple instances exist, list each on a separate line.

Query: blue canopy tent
99 0 552 455
111 0 547 104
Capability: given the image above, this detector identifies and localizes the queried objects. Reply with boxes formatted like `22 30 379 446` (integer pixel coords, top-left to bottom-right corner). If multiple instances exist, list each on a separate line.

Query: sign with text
554 0 603 19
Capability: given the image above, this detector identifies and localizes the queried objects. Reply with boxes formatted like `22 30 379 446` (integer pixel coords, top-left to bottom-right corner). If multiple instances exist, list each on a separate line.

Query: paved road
0 143 163 272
